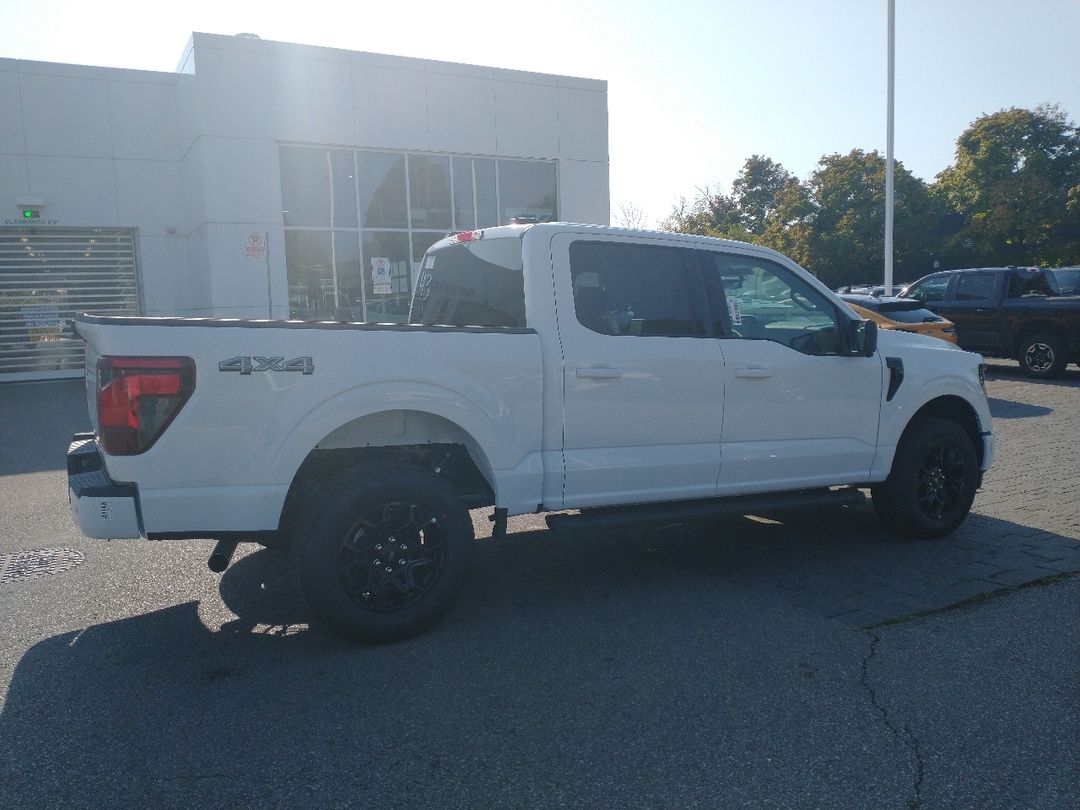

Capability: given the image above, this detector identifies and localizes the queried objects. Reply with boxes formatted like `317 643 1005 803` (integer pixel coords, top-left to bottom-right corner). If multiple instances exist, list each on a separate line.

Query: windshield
409 237 525 328
1045 267 1080 296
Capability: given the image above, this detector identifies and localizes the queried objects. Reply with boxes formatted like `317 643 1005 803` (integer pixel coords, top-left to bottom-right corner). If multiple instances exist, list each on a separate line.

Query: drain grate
0 548 85 585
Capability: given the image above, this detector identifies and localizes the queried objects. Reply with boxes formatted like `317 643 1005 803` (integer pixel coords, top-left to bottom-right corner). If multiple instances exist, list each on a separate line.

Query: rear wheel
872 417 978 539
294 463 474 642
1018 332 1067 379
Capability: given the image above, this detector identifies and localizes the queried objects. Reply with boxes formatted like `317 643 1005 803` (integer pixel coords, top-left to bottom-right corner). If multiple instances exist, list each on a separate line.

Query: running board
545 488 867 534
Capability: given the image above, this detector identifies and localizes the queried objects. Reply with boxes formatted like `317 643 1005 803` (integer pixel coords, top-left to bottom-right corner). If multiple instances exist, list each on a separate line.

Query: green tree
756 173 815 268
933 105 1080 266
662 156 810 255
807 149 943 288
661 187 750 242
732 155 799 236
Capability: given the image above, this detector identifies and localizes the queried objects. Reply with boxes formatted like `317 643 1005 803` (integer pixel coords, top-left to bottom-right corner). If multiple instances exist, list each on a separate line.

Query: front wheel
293 463 474 642
1018 332 1067 379
872 417 978 539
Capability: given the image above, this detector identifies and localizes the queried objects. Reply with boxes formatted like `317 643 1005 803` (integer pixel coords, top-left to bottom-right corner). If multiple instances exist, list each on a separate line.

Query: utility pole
884 0 895 295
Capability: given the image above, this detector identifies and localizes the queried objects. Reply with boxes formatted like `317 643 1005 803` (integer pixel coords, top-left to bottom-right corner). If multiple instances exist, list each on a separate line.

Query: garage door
0 228 139 381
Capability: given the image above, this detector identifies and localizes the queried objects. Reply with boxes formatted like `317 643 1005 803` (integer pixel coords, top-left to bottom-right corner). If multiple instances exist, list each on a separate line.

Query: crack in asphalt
863 571 1078 630
860 632 926 810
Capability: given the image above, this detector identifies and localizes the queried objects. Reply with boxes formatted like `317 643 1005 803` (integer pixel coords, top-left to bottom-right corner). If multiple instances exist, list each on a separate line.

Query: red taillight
97 356 195 455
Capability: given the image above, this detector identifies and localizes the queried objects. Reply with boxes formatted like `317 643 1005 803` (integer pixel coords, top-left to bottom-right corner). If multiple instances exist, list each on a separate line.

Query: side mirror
851 318 878 357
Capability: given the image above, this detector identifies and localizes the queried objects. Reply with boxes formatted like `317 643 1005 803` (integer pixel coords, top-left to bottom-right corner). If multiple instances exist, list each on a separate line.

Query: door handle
734 367 773 379
576 366 623 379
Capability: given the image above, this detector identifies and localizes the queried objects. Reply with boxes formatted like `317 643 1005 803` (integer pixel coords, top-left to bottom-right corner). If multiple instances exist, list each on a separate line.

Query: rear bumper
67 433 143 539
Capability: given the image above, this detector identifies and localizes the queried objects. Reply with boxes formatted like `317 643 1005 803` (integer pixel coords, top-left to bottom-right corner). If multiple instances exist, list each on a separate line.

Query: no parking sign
245 231 267 260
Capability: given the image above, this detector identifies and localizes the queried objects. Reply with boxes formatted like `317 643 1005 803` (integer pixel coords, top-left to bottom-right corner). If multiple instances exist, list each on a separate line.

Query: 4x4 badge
218 356 314 375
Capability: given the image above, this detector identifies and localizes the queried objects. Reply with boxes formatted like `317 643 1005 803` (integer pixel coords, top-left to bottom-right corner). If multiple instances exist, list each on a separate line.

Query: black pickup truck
901 266 1080 378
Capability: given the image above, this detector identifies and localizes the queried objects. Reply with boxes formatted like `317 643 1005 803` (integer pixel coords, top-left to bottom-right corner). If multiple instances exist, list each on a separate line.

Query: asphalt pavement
0 362 1077 809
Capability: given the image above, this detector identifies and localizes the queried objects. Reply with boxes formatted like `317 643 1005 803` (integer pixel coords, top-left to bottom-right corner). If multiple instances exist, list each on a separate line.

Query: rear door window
1008 272 1053 298
409 238 525 328
955 273 998 302
568 241 705 337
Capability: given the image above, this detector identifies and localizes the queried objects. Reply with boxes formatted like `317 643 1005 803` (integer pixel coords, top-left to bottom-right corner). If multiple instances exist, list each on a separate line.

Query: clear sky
3 0 1078 227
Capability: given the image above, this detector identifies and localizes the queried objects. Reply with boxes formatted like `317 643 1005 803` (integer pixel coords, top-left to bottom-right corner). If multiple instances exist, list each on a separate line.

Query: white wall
1 35 609 319
0 58 190 314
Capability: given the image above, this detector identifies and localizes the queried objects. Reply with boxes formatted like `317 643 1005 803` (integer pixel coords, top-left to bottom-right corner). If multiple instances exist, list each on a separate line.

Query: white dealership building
0 33 609 379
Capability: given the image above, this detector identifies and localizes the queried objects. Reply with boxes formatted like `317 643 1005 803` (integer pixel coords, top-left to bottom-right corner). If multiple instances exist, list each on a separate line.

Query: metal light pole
884 0 895 295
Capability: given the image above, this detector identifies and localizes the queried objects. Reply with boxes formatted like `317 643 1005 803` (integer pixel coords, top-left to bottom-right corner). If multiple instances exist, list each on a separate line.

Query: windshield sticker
728 298 743 326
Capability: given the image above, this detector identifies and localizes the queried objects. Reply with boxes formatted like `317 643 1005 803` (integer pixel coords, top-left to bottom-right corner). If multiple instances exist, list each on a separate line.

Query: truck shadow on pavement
2 505 1078 808
987 397 1052 419
982 360 1080 388
218 501 1080 633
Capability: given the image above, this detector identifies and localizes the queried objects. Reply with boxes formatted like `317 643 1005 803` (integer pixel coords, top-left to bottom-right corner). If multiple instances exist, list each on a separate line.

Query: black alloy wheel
914 440 968 520
295 463 474 642
338 501 447 613
872 416 978 539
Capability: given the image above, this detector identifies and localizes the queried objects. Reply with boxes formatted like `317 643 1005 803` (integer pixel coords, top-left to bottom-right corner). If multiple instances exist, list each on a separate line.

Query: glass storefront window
475 159 497 228
330 150 358 229
498 160 557 224
286 231 364 321
285 230 333 318
409 155 452 230
358 151 407 229
452 158 498 230
280 147 331 227
334 231 363 320
452 158 475 230
282 147 558 323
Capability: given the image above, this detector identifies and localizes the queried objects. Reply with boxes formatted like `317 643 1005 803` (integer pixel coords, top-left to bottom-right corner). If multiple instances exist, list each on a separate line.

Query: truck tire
871 416 978 539
1018 332 1067 379
293 463 474 642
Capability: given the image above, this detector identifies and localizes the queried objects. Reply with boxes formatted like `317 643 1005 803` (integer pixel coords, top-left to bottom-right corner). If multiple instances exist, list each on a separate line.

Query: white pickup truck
68 223 994 641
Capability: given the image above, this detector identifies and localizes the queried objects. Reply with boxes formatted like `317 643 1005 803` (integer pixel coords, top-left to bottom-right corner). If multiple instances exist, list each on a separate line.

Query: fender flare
270 380 510 498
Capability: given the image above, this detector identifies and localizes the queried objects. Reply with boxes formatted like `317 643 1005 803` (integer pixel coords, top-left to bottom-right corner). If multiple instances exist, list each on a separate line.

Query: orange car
839 294 957 344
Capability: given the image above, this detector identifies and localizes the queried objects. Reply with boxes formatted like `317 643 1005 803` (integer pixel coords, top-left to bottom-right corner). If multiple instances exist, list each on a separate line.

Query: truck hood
876 325 972 358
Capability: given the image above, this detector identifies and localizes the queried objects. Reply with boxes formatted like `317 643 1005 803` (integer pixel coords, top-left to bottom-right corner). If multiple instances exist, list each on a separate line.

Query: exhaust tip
207 539 240 573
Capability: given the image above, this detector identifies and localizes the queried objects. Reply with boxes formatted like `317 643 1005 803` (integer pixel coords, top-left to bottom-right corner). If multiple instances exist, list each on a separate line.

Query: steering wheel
789 290 818 312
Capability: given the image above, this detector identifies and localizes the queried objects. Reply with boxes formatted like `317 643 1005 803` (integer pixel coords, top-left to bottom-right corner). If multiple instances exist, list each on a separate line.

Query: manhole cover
0 548 85 585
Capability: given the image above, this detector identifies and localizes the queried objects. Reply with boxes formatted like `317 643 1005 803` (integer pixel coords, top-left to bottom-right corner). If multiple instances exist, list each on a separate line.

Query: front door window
904 275 951 303
701 252 842 355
